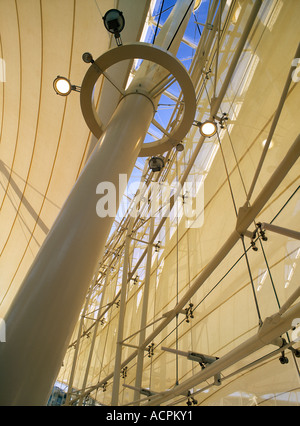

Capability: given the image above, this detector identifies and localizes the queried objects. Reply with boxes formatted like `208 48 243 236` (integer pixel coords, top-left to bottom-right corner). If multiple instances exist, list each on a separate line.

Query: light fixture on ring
149 156 165 172
103 9 125 46
53 76 80 96
197 120 218 137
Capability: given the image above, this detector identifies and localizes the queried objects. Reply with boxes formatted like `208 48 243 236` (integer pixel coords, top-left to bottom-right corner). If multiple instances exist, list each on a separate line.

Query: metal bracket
147 342 155 358
184 303 194 323
161 346 221 386
235 204 251 236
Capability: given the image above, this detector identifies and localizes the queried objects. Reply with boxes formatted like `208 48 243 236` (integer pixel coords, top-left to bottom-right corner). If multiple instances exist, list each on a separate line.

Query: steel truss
59 0 300 406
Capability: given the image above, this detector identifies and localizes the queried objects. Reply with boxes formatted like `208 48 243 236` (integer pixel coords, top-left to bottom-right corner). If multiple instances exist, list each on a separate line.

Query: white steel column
77 268 112 406
64 281 95 405
134 217 155 403
0 93 154 406
111 218 134 406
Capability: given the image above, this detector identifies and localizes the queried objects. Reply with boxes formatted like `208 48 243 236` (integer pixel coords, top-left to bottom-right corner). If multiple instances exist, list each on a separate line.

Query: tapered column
77 268 112 406
134 217 154 403
0 93 154 406
111 218 134 406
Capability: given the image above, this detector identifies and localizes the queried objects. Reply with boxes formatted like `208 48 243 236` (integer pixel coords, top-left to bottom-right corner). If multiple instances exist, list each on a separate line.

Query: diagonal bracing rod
69 133 300 405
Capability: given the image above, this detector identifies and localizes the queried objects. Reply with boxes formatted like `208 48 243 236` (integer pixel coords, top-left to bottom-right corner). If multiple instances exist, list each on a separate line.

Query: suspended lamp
103 9 125 46
149 156 165 172
53 76 80 96
198 120 217 137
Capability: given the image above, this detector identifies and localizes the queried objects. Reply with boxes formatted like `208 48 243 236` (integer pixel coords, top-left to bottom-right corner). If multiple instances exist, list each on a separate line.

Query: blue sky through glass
143 0 210 144
112 0 210 231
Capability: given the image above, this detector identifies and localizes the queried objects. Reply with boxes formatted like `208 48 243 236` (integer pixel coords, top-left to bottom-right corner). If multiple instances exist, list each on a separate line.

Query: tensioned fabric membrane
0 0 300 406
0 0 150 315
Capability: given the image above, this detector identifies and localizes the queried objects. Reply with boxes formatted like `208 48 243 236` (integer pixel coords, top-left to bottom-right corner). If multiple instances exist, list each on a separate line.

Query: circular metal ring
80 42 196 157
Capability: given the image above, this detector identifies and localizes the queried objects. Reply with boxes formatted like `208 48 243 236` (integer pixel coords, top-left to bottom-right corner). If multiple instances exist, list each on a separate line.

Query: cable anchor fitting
147 342 155 358
185 303 194 323
121 366 128 378
186 391 198 406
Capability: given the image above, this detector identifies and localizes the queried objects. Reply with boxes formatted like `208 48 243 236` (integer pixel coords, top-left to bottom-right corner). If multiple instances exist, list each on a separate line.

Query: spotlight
176 143 184 152
53 76 72 96
149 156 165 172
53 76 80 96
82 52 94 64
198 120 217 138
103 9 125 46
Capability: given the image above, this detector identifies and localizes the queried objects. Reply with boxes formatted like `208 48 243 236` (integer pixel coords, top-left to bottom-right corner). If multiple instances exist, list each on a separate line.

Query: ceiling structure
0 0 150 314
0 0 300 406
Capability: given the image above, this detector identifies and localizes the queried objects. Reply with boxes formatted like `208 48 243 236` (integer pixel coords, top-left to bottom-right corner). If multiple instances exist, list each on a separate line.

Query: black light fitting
103 9 125 46
149 156 165 172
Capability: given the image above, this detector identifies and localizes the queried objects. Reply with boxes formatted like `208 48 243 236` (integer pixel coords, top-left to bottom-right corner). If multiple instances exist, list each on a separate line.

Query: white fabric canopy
1 0 299 406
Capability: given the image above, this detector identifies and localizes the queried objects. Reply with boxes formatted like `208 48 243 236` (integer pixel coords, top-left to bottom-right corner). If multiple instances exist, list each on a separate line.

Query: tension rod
260 222 300 241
